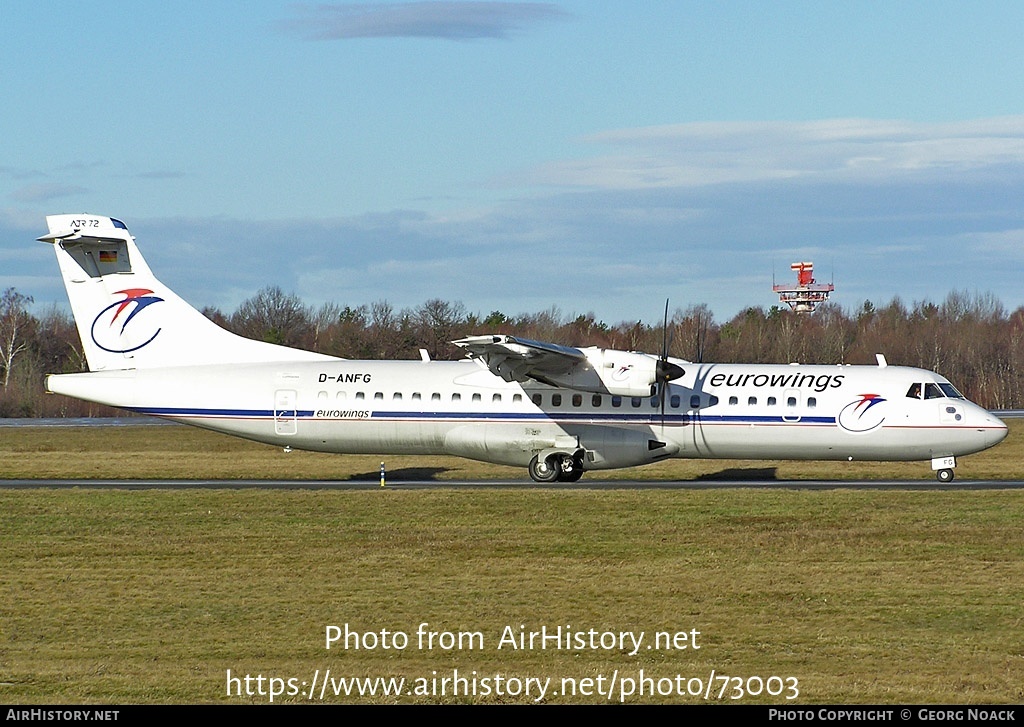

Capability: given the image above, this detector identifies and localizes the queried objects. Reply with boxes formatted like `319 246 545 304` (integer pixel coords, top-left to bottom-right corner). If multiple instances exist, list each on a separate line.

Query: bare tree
0 288 34 387
230 286 312 347
415 298 468 360
674 303 715 362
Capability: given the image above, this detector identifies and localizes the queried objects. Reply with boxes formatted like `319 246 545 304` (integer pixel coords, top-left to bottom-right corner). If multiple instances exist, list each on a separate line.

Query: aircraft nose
989 415 1009 446
978 409 1009 449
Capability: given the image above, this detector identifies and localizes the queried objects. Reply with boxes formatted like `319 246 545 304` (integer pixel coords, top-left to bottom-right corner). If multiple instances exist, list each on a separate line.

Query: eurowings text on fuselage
39 214 1008 483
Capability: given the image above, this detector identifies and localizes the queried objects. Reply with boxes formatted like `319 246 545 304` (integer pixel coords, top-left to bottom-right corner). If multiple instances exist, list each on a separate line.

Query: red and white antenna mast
772 261 834 313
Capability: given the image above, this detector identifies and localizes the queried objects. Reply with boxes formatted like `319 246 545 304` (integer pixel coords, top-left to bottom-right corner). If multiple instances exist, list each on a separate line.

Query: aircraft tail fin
40 214 330 371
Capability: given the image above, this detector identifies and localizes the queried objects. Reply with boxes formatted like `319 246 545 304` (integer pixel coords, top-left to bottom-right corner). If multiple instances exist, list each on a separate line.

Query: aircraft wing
453 335 682 397
452 335 584 384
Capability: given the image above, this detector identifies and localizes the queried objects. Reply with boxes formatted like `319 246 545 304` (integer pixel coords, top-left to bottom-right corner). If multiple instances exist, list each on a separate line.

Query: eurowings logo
837 394 887 433
90 288 164 353
611 365 633 381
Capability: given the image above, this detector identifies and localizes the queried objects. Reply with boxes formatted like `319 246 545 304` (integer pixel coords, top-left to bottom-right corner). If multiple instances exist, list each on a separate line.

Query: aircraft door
274 389 298 435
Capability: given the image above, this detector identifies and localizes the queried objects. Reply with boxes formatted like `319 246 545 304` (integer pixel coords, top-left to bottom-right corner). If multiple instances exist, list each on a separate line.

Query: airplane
38 214 1008 483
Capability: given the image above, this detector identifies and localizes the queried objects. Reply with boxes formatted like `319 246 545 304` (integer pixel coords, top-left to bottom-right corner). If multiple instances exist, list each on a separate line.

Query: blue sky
3 1 1024 327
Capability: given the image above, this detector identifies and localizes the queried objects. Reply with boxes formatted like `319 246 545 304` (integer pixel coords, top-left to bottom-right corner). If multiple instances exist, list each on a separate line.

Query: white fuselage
46 357 1008 471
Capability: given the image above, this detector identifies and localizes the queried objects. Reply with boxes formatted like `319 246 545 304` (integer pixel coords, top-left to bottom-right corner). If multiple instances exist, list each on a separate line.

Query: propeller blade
657 299 684 427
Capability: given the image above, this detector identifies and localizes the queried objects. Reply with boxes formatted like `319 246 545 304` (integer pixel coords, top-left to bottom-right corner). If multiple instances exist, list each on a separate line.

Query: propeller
656 299 685 427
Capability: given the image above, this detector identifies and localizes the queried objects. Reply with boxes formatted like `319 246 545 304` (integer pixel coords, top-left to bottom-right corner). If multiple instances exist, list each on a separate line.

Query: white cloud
527 117 1024 190
280 2 567 41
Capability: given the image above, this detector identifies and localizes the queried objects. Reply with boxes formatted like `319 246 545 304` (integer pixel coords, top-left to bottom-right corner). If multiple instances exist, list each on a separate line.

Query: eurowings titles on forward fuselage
39 214 1008 482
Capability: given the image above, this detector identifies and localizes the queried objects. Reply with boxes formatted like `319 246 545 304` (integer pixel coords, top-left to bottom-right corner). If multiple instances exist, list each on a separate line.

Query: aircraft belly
304 419 449 455
444 422 565 467
677 420 976 461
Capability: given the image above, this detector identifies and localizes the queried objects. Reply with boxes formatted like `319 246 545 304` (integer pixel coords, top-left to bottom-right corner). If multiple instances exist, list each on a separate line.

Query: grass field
1 422 1022 704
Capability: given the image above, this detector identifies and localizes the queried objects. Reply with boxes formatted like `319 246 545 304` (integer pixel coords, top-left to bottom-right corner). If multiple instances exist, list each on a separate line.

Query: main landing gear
528 453 584 483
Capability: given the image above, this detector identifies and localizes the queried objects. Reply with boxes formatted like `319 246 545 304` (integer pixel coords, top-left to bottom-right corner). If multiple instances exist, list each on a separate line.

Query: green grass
0 423 1022 704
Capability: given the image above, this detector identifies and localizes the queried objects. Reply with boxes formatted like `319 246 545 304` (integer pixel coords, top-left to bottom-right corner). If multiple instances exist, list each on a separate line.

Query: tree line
1 285 1021 417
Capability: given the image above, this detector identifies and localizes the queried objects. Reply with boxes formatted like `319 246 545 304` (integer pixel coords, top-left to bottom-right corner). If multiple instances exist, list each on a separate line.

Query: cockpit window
908 381 965 400
938 383 965 399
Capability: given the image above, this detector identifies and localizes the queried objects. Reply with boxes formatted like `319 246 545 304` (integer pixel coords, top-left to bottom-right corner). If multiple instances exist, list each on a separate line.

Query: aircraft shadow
696 467 779 481
348 467 451 482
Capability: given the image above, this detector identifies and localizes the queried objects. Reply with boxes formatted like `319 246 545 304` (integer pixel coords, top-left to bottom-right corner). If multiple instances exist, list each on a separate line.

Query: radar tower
772 262 834 313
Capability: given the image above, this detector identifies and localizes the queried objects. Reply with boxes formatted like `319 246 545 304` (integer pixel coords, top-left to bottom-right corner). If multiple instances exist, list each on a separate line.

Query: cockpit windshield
906 382 965 400
938 382 964 399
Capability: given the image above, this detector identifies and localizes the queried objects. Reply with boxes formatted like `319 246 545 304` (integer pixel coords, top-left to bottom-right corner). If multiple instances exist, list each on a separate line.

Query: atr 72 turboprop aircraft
39 214 1007 483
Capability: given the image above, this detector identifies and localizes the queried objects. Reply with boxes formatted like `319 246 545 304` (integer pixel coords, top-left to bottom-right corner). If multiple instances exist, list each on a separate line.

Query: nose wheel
936 468 954 483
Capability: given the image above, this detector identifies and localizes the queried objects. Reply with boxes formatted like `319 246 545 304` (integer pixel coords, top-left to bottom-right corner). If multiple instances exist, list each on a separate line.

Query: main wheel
560 467 584 482
528 455 560 483
936 468 954 483
557 454 584 482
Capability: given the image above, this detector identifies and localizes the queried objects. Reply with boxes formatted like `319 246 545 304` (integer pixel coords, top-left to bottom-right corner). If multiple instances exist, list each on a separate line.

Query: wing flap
452 335 585 383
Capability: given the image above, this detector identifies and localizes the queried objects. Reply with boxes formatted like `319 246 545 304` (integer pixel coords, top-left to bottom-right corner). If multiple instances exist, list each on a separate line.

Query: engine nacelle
544 348 661 397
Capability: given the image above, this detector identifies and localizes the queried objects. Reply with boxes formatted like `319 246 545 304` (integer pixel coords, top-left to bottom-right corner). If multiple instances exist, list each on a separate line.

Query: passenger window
374 392 383 400
336 391 347 401
393 392 402 400
767 396 776 406
412 392 421 400
472 393 481 402
552 394 562 406
787 396 797 407
493 393 502 403
572 394 582 407
670 395 680 408
355 392 365 400
690 395 700 409
592 394 602 407
513 394 522 403
748 396 757 406
631 397 642 408
729 396 738 405
808 397 816 408
452 393 461 401
431 392 441 401
532 394 542 406
612 396 622 408
318 391 328 401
